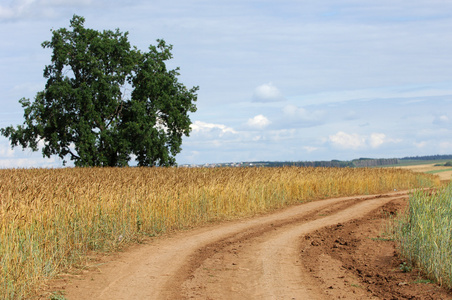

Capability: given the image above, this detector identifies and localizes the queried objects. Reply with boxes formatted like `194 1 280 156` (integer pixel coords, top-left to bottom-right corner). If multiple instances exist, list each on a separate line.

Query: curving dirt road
50 190 451 299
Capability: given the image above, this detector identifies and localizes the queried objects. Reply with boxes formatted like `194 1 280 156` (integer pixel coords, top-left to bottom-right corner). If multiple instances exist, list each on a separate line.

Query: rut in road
62 191 409 300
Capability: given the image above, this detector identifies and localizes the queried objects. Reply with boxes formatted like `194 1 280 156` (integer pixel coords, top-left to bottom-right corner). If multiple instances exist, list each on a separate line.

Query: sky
1 0 452 167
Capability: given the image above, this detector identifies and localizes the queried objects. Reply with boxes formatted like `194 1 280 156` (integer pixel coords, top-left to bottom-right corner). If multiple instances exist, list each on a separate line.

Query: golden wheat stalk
0 167 439 299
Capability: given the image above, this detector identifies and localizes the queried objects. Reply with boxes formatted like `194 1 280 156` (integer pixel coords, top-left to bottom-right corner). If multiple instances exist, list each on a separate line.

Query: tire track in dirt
178 193 407 299
58 191 409 300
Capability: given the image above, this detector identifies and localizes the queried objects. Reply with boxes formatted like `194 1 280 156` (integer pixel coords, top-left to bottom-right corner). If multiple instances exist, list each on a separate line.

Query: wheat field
395 184 452 288
0 166 439 299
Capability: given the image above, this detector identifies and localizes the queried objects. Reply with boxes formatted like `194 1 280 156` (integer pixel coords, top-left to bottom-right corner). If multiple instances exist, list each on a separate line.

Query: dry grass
0 166 439 299
395 163 452 181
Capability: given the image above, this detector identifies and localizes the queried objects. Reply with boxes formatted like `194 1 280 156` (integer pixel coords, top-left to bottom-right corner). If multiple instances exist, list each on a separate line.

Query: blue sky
1 0 451 167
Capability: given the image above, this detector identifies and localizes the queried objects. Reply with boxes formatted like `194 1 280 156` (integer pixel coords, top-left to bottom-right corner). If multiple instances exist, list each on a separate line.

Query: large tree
1 15 197 167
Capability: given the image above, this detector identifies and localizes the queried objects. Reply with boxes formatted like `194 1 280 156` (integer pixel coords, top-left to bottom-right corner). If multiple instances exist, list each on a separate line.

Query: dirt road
51 190 452 299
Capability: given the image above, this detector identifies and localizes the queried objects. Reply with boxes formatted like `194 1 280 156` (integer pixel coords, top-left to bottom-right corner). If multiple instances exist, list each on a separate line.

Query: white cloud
329 131 401 150
329 131 367 149
369 133 386 148
247 114 271 129
190 120 237 136
252 83 285 102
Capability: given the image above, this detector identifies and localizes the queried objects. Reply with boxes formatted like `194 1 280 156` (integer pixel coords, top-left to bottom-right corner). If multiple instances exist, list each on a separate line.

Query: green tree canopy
1 15 197 167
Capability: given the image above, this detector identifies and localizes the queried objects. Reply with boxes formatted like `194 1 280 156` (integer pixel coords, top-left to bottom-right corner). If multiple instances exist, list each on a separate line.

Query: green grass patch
400 262 412 273
369 236 394 242
425 168 452 174
394 184 452 288
413 278 435 284
49 291 67 300
396 159 452 167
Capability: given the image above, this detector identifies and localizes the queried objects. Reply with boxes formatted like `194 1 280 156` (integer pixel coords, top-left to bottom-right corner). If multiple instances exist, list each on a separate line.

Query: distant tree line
249 160 354 168
400 154 452 161
209 154 452 169
243 158 399 168
351 158 399 168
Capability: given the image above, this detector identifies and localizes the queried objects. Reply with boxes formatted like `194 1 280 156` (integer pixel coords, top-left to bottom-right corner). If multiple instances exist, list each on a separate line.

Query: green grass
400 262 412 273
413 278 435 284
397 159 452 167
395 183 452 288
49 291 67 300
369 236 394 242
425 168 452 174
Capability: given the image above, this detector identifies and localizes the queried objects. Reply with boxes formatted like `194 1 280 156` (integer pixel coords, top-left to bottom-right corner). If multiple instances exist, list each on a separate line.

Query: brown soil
40 191 452 299
300 197 452 300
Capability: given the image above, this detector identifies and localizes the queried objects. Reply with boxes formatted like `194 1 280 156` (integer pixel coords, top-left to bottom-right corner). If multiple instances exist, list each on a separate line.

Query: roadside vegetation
0 167 439 299
395 183 452 288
